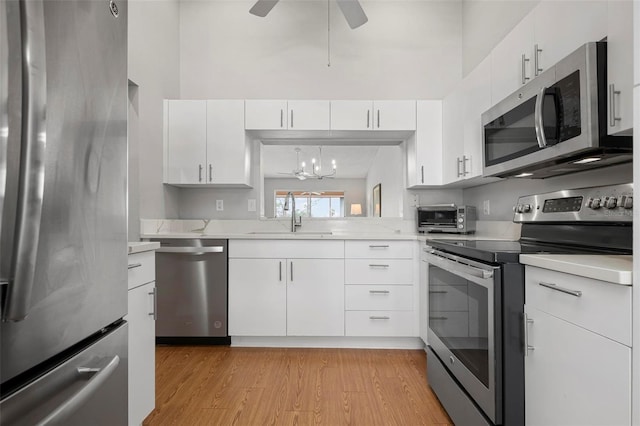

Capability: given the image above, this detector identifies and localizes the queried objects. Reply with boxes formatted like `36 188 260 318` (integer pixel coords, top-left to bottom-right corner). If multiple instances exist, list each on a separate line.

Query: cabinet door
128 282 156 426
287 100 330 130
441 84 465 184
462 57 492 179
407 100 442 187
228 259 286 336
164 100 207 184
330 100 373 130
206 100 251 185
373 100 416 130
607 0 634 135
525 306 631 426
245 100 288 130
490 13 535 104
533 1 607 75
286 259 344 336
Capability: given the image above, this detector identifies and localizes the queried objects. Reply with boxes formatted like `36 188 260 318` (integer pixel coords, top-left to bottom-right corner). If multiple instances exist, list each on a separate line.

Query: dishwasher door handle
156 246 224 254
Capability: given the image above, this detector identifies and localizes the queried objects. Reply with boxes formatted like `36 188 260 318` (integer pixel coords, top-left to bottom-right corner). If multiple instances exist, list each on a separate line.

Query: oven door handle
426 250 494 279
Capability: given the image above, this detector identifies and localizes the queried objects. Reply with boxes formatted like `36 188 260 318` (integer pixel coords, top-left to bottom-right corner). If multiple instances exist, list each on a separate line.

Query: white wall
462 0 539 76
128 0 181 224
179 0 463 99
263 178 366 218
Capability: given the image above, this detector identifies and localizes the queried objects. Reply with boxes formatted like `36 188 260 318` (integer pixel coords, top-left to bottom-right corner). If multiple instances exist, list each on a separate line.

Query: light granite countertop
128 241 160 254
520 254 632 285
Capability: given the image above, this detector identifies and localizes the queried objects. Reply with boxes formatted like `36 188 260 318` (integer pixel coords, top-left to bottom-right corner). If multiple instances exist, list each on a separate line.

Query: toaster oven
417 204 476 234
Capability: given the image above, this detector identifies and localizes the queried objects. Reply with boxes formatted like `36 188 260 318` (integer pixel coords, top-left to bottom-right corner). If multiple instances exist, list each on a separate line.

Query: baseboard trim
231 336 425 349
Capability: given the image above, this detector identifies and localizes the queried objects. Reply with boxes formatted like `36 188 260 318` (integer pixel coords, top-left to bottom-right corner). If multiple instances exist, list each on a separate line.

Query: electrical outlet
483 200 490 216
248 199 256 212
411 194 419 207
216 200 224 211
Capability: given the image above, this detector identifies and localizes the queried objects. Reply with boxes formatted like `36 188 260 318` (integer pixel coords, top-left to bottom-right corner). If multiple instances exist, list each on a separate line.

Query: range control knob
515 204 524 213
522 204 532 213
590 198 601 209
623 196 633 209
586 198 594 208
604 197 617 209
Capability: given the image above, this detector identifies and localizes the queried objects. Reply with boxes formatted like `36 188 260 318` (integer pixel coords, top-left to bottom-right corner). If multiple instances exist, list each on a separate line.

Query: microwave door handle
534 86 548 148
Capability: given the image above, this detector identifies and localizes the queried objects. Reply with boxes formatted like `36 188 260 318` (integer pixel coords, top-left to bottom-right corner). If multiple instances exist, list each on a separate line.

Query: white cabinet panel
127 251 155 290
406 100 442 187
287 100 330 130
286 259 344 336
525 306 631 426
164 100 207 184
228 258 287 336
245 100 288 130
607 0 634 135
344 240 414 259
330 100 373 130
442 84 465 184
462 56 492 179
345 259 413 285
345 311 415 337
345 285 413 311
635 0 640 85
229 239 344 259
373 100 416 131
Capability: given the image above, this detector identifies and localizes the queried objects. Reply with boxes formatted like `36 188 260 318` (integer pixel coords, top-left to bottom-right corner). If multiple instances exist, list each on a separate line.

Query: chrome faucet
283 192 302 232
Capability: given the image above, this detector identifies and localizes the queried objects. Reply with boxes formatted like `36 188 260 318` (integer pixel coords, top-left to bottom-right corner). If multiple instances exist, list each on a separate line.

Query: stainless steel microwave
417 204 476 234
482 42 632 179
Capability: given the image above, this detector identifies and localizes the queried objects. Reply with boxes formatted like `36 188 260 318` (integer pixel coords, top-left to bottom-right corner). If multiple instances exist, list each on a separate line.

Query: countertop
128 241 160 254
519 254 632 285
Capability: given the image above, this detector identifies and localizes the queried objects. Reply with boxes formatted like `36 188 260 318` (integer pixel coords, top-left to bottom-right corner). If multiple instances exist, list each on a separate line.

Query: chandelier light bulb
312 158 316 164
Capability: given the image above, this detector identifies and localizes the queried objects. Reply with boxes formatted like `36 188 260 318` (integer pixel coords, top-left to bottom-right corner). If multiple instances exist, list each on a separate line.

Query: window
274 191 345 218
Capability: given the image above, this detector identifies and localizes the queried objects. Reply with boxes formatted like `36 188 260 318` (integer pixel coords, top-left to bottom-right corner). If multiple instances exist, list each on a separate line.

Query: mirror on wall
261 143 404 218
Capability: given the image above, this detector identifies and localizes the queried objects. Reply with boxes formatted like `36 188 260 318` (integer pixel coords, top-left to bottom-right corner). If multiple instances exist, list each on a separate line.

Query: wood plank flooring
144 346 453 426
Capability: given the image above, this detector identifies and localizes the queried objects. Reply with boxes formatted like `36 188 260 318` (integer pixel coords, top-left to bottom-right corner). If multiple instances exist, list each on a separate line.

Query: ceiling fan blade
249 0 280 17
336 0 368 29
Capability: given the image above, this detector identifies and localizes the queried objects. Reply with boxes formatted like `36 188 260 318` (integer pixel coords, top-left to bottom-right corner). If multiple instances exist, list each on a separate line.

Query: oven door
425 249 501 424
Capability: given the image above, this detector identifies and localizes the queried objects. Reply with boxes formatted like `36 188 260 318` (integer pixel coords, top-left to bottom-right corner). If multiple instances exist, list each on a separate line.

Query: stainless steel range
424 183 633 426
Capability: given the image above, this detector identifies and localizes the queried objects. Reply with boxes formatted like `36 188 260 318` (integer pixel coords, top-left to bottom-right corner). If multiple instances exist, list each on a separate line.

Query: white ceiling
262 145 381 179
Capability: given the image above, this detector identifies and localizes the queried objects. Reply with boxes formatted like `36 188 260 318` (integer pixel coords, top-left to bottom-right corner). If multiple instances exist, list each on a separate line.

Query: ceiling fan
249 0 368 29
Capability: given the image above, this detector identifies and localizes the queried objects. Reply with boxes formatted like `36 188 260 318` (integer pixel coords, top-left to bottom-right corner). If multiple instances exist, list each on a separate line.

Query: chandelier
310 146 336 179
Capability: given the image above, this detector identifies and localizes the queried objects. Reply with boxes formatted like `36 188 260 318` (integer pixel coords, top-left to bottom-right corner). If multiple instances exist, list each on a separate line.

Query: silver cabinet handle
279 261 282 282
156 246 224 254
534 44 543 76
366 109 370 128
429 316 448 320
3 0 47 322
198 164 203 182
456 157 463 178
368 245 389 248
149 287 157 320
421 165 424 184
280 109 284 128
290 109 294 128
290 261 293 282
37 355 120 425
209 164 213 182
609 84 621 127
368 264 389 268
538 281 582 297
462 155 470 176
534 86 548 148
377 109 380 128
127 263 142 270
429 290 448 294
369 316 390 320
524 313 534 355
521 53 530 85
369 290 390 294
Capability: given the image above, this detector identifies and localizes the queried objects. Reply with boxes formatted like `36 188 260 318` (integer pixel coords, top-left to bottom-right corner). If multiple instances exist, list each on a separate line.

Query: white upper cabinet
245 100 288 130
164 100 252 187
490 13 535 104
287 100 330 130
406 100 442 187
164 100 207 184
635 0 640 86
330 100 416 131
607 0 634 135
533 1 607 76
441 84 465 184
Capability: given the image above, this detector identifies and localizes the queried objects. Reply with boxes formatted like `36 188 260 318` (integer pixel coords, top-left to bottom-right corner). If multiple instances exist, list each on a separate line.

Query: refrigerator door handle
3 0 47 322
0 0 8 246
35 355 120 425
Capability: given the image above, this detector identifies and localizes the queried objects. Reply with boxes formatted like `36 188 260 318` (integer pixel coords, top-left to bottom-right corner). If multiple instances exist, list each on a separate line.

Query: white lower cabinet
127 251 156 426
524 265 632 426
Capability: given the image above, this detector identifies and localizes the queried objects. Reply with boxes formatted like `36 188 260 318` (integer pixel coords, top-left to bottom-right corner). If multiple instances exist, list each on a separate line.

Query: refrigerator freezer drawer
0 322 128 426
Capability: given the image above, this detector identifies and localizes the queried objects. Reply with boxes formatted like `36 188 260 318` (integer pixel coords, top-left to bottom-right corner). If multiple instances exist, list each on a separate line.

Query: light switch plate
248 199 256 212
483 200 490 215
216 200 224 211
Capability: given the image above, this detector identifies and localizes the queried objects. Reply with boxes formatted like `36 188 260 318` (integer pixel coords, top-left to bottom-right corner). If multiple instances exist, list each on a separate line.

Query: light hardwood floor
144 346 453 426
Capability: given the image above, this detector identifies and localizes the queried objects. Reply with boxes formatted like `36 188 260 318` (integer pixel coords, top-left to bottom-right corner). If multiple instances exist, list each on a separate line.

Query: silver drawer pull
127 263 142 270
368 264 389 268
368 245 389 248
369 316 390 320
429 290 448 294
429 316 448 320
369 290 390 294
538 281 582 297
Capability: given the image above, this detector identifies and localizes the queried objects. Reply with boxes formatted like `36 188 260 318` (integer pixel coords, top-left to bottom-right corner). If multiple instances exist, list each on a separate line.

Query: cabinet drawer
127 251 155 290
345 285 413 311
345 311 415 337
525 266 631 346
429 285 468 311
345 259 413 285
229 239 344 259
345 240 414 259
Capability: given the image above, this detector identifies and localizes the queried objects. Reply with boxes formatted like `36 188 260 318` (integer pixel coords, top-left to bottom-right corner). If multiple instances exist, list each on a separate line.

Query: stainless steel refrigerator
0 0 129 424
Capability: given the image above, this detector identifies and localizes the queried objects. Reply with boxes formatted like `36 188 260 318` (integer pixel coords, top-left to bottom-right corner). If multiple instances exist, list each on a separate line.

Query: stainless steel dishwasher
152 239 229 344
